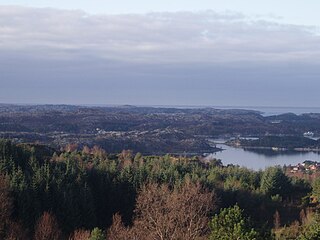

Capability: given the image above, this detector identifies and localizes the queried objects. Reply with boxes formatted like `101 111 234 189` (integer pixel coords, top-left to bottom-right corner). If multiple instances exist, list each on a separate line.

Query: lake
206 144 320 170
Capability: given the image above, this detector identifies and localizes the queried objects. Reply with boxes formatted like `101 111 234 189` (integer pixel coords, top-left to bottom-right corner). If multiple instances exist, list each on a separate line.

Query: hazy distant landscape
2 104 320 155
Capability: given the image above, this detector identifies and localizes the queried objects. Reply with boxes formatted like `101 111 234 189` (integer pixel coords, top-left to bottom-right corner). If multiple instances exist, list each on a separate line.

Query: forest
229 136 320 150
0 139 320 240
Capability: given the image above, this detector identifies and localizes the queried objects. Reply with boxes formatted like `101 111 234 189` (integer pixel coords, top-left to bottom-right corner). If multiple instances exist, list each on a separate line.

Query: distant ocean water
84 104 320 117
146 105 320 116
210 106 320 116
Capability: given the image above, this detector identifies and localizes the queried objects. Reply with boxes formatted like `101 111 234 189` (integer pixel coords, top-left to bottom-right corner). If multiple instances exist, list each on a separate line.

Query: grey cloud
1 6 320 107
0 6 319 63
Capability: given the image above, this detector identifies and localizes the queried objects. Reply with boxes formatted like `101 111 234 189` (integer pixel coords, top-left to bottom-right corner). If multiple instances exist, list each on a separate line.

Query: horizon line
1 102 320 110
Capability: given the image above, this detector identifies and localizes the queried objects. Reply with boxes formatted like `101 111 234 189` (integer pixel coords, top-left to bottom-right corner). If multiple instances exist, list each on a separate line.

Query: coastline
225 144 320 153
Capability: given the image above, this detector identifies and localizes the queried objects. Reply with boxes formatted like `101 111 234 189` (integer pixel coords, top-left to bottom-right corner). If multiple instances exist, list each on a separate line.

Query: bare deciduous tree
107 214 140 240
65 143 78 153
5 221 29 240
82 146 91 155
136 182 215 239
34 212 61 240
69 229 91 240
107 182 216 240
92 146 107 159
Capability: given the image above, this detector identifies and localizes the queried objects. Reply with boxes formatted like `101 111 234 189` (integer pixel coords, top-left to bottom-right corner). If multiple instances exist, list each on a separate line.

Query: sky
4 0 320 26
1 1 320 107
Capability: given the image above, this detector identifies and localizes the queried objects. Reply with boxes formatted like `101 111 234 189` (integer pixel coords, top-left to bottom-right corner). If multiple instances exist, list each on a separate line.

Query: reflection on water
206 144 320 170
242 148 311 157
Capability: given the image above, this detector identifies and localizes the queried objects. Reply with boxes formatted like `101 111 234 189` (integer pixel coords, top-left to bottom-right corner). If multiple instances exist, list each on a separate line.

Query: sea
209 106 320 117
135 105 320 117
87 104 320 116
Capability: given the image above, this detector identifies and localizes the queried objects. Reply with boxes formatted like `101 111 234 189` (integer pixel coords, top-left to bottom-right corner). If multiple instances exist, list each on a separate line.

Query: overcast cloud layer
1 6 320 106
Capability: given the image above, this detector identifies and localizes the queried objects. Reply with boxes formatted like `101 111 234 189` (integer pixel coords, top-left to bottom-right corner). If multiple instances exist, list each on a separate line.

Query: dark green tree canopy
260 167 290 197
209 204 259 240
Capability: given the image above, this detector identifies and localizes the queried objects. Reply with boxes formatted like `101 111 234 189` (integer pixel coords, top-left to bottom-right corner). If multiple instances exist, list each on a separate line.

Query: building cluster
288 161 320 173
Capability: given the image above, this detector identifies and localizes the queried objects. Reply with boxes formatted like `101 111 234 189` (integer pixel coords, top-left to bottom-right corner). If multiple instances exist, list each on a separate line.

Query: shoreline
225 144 320 153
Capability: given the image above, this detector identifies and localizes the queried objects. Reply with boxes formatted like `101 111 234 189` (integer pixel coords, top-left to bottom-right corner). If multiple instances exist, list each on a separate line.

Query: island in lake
226 136 320 152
